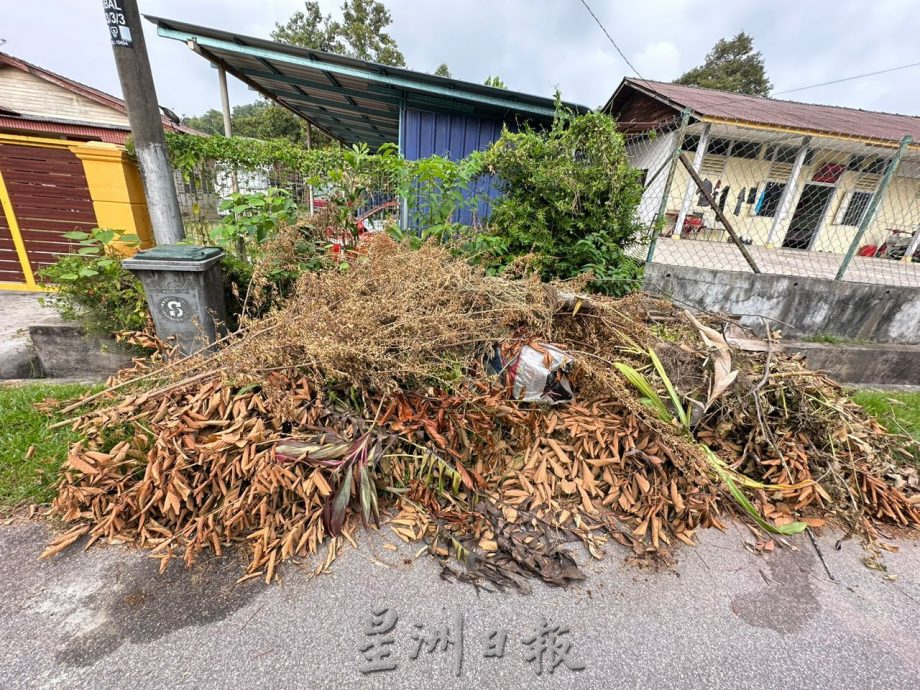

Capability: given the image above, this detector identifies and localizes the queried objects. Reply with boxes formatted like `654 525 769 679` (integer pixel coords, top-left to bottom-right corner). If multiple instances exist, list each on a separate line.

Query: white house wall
626 130 675 225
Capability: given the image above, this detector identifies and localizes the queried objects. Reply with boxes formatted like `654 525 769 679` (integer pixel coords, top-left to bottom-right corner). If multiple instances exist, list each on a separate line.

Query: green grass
0 382 98 507
804 333 845 345
852 390 920 443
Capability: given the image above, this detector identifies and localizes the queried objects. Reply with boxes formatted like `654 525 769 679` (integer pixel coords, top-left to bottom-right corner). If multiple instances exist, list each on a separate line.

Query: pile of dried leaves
42 236 920 588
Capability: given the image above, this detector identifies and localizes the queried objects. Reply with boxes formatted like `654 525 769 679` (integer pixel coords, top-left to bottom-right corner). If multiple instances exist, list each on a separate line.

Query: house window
764 144 814 165
754 182 785 217
681 135 700 152
840 191 873 226
848 155 889 174
730 140 761 159
708 138 732 156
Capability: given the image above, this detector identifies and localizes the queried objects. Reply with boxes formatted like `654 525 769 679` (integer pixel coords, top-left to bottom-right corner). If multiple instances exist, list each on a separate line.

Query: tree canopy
483 75 508 90
434 63 452 78
674 32 771 97
181 101 330 146
272 0 405 67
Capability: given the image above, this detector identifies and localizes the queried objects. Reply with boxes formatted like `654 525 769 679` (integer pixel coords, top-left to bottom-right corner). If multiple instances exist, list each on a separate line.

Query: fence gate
0 142 97 290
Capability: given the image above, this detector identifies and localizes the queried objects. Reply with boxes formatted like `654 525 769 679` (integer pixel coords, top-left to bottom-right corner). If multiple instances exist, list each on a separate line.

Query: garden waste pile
43 236 920 589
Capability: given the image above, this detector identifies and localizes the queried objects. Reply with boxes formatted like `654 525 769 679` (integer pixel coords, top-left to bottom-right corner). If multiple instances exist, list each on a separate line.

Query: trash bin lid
131 245 223 262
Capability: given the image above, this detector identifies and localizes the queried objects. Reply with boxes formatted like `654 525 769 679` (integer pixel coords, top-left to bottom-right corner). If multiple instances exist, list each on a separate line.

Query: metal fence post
902 225 920 263
835 135 912 280
646 109 690 264
398 98 409 231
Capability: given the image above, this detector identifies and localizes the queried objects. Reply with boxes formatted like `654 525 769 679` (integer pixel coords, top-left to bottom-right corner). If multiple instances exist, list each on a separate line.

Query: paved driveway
1 520 918 689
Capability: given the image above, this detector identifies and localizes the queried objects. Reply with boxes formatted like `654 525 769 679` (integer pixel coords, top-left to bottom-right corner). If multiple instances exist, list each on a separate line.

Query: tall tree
483 75 508 89
231 101 306 143
434 63 452 78
272 0 405 67
181 109 224 136
270 1 336 51
181 100 332 146
674 32 771 97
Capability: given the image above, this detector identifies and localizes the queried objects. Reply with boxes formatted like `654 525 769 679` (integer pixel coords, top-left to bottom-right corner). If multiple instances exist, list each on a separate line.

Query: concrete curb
0 338 41 379
27 324 133 379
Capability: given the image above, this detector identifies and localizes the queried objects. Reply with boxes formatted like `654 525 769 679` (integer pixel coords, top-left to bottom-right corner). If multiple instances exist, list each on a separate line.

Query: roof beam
246 69 483 118
283 104 391 136
291 110 395 138
185 40 344 145
276 94 394 125
239 68 402 106
157 26 558 117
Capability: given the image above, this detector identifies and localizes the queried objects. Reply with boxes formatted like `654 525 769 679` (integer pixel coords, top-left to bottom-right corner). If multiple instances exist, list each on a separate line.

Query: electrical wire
575 0 914 152
576 0 647 83
774 61 920 95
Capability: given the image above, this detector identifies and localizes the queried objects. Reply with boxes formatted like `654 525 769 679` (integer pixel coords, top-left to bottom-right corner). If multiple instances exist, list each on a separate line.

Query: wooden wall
0 67 129 128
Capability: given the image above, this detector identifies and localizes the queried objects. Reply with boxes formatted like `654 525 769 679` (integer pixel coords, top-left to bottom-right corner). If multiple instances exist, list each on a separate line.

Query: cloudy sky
2 0 919 119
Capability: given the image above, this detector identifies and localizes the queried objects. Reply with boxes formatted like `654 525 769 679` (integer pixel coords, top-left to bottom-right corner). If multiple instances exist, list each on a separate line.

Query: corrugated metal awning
0 116 130 143
148 15 588 149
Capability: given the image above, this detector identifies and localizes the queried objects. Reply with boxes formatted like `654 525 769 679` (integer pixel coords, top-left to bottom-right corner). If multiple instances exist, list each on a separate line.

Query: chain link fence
173 157 399 245
624 115 920 288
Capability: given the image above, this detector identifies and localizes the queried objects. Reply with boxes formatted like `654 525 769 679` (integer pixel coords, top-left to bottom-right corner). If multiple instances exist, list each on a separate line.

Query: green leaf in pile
614 362 671 423
702 447 807 535
648 347 689 429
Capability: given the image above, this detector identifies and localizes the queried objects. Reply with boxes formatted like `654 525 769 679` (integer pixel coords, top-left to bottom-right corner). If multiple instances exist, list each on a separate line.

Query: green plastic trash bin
122 245 228 355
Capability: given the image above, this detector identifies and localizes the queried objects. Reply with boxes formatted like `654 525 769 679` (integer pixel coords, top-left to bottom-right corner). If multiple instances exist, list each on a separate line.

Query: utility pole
103 0 184 244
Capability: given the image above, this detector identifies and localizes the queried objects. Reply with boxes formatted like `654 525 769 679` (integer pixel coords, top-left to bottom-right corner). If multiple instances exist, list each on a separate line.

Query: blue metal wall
401 108 505 225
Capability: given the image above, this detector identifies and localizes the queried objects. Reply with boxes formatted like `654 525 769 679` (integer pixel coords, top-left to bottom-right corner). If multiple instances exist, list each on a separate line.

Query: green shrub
212 187 298 261
471 106 646 295
38 229 149 336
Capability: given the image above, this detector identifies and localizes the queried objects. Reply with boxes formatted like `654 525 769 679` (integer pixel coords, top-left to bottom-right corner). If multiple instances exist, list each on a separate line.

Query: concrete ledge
27 324 133 379
0 339 41 379
645 264 920 344
785 341 920 386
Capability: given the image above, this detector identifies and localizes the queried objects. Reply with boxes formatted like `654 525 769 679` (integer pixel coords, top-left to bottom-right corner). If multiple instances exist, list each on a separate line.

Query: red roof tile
0 51 200 136
611 79 920 145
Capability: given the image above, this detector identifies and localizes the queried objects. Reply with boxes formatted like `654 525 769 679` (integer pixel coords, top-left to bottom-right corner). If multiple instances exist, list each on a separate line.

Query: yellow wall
0 133 153 290
70 142 155 250
665 148 920 255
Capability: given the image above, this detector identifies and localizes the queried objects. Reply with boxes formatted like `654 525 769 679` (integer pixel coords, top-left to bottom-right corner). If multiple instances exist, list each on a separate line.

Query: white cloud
632 41 682 81
0 0 917 118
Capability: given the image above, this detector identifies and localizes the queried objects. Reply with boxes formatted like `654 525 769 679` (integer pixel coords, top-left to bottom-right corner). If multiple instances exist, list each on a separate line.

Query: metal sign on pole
102 0 185 245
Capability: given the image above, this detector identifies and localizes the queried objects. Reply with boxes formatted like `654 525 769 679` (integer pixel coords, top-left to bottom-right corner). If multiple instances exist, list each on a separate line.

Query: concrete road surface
1 519 918 689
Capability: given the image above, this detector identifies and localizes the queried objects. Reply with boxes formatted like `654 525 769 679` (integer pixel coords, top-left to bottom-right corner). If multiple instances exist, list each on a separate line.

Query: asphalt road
1 519 918 689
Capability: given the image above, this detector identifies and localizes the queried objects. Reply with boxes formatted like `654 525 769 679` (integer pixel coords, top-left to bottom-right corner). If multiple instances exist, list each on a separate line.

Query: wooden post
218 66 232 137
678 152 761 273
217 66 240 198
836 135 911 280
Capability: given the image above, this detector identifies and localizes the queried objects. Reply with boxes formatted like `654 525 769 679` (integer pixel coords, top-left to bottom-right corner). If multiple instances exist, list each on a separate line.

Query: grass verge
852 390 920 448
0 382 98 507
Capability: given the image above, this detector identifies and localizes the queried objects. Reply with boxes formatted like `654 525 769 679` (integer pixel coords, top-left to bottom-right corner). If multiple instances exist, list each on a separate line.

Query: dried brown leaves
44 237 920 586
